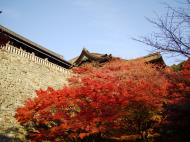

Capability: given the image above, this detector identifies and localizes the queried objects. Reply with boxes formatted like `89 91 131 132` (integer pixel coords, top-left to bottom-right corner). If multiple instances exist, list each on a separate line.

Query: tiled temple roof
0 25 72 69
69 48 165 66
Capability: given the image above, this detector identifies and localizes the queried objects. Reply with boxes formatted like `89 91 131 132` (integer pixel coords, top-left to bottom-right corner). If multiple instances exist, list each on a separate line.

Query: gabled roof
131 52 165 66
69 48 112 66
69 49 166 67
0 25 72 69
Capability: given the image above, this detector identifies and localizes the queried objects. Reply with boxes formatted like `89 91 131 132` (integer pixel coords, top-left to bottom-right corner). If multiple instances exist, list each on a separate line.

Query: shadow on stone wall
0 127 26 142
0 135 22 142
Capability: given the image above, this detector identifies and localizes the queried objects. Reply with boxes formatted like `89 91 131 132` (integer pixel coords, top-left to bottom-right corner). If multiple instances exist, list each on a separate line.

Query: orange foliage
153 59 190 141
15 60 170 141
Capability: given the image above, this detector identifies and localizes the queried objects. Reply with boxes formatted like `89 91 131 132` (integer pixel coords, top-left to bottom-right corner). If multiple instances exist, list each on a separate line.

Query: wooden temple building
0 25 72 69
69 48 165 67
0 25 165 69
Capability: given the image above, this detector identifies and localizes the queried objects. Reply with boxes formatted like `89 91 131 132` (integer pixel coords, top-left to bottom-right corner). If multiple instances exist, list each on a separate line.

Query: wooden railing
0 44 71 75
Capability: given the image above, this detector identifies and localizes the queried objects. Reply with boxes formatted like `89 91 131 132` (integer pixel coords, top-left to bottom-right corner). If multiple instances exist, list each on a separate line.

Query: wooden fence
0 44 71 75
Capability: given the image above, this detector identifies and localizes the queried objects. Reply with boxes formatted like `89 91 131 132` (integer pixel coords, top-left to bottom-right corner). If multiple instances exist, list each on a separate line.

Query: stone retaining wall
0 47 72 141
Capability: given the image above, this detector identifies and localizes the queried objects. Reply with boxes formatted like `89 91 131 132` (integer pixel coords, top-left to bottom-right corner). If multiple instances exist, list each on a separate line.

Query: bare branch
134 0 190 58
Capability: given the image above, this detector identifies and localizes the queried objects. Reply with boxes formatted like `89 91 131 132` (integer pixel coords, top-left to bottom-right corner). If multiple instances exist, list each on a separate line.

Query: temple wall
0 44 72 141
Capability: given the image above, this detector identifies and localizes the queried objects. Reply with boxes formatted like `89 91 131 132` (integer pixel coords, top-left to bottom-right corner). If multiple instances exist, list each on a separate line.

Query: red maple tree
15 59 169 141
158 59 190 141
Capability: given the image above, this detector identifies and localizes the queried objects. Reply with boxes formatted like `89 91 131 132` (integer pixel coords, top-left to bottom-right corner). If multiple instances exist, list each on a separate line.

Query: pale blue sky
0 0 186 65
